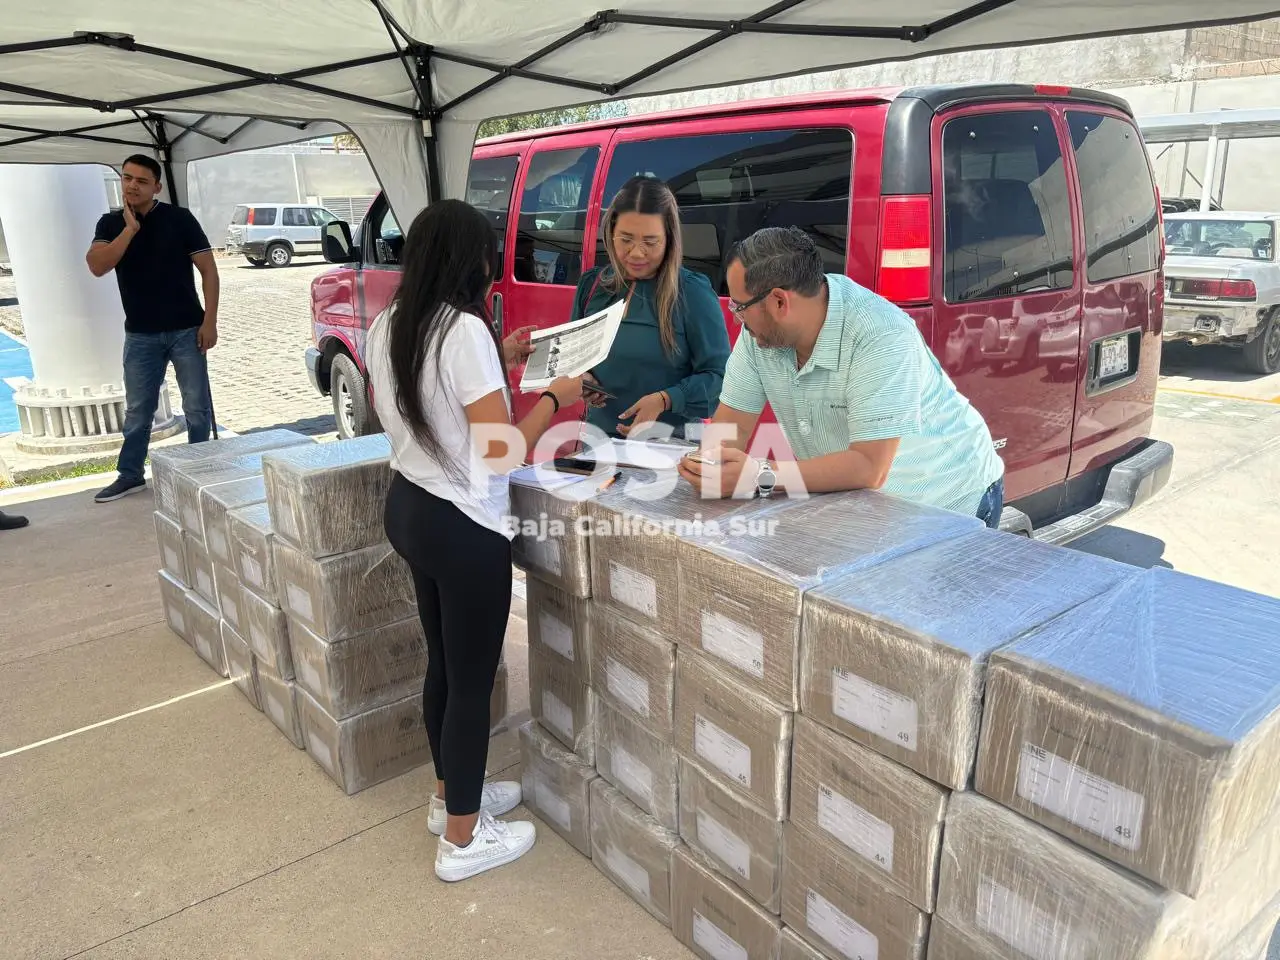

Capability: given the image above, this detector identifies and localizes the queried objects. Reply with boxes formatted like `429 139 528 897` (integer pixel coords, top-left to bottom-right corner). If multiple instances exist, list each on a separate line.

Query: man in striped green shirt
678 227 1006 524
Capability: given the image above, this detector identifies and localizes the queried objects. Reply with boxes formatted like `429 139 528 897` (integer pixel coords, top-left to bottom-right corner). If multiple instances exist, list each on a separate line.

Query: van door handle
491 293 503 340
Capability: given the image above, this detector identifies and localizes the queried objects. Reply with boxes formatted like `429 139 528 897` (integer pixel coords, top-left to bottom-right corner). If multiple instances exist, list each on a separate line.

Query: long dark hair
600 175 683 357
386 199 501 481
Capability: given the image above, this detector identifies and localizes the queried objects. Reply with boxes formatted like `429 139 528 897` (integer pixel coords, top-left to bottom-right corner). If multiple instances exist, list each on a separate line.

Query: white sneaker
426 781 522 836
435 812 537 882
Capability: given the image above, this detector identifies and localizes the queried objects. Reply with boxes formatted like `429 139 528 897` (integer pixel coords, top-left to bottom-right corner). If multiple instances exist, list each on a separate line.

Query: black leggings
384 473 512 817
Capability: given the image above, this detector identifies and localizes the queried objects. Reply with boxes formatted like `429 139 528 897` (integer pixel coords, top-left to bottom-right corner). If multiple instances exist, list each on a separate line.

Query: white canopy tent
3 2 1280 221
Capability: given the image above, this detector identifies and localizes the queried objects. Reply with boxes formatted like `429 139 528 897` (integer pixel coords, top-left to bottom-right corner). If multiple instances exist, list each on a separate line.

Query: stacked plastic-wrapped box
151 429 312 685
932 565 1280 959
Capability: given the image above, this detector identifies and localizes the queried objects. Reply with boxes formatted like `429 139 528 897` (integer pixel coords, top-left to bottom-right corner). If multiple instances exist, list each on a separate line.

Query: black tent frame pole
148 113 219 441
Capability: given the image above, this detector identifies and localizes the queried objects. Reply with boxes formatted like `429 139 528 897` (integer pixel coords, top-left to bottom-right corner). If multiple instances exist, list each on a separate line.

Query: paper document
508 465 590 490
584 437 696 470
519 299 627 391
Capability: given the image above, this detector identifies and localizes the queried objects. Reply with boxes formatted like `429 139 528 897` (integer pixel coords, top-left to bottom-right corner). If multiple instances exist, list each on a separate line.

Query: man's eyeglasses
727 289 771 317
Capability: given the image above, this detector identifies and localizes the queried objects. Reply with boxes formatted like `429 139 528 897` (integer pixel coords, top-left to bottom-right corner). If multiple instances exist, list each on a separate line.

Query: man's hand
198 321 218 353
502 325 536 369
678 446 756 499
617 391 669 437
122 204 140 236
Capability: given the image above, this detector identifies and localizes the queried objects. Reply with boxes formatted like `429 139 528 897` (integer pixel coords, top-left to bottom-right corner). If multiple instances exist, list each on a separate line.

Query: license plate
1099 336 1129 379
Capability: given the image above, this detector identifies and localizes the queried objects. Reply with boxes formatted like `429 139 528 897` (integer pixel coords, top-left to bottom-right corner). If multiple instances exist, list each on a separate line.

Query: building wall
184 152 379 245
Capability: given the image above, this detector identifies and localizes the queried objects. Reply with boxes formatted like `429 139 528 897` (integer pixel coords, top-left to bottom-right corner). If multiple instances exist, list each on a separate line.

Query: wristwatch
754 458 777 498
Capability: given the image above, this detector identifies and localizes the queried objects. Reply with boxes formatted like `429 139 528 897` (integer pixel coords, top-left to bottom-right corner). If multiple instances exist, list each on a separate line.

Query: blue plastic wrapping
801 528 1136 789
977 565 1280 896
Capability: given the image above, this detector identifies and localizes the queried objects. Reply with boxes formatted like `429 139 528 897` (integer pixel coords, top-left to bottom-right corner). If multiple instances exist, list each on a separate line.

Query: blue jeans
118 328 211 482
976 477 1005 529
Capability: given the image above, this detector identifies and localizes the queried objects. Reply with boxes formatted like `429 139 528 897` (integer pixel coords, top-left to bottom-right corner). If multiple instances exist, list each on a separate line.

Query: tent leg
1200 131 1218 212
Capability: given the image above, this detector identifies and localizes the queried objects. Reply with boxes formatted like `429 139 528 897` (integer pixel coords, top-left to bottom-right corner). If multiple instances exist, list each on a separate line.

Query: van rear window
231 206 277 227
942 110 1074 304
601 128 853 296
1067 112 1160 283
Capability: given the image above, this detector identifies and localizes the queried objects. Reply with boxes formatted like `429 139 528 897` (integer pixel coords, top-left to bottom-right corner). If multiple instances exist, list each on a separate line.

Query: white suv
225 203 338 267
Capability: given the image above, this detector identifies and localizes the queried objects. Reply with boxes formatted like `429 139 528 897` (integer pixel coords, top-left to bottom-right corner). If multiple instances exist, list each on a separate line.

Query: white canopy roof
1140 107 1280 143
4 2 1280 220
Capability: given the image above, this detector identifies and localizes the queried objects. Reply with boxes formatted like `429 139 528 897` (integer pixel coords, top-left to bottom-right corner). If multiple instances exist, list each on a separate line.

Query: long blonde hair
600 176 683 357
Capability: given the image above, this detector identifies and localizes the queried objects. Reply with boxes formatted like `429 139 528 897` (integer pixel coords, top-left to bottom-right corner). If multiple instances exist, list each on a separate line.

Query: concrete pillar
0 164 178 454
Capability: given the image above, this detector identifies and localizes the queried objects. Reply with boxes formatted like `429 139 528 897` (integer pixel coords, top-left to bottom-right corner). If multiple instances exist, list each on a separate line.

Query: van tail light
1169 277 1256 301
1155 187 1166 263
878 195 932 303
1034 84 1073 97
246 208 255 226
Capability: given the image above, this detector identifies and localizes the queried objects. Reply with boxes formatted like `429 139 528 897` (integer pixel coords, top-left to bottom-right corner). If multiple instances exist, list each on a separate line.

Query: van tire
1243 310 1280 375
330 353 376 438
266 243 292 268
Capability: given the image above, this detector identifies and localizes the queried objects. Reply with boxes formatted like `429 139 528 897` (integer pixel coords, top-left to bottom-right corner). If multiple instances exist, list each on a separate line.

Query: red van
307 83 1173 542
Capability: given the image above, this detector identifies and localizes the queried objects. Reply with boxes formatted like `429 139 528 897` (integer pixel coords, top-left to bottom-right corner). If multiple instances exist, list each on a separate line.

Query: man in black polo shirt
87 154 220 503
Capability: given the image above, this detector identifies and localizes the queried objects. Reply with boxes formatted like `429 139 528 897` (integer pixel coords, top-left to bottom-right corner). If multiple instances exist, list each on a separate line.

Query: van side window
600 129 852 295
515 147 600 285
283 207 311 227
942 111 1074 304
1066 112 1160 283
467 155 520 281
309 208 336 227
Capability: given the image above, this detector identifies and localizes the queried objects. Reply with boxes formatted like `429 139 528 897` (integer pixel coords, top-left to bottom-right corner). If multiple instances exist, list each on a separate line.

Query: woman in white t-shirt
367 199 583 883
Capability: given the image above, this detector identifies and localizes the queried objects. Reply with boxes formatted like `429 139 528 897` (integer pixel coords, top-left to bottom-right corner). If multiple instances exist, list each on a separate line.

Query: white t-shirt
366 305 514 539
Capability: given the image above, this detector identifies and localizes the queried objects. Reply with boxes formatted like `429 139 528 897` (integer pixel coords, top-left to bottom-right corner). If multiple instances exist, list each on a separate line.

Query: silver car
1163 211 1280 374
224 203 338 268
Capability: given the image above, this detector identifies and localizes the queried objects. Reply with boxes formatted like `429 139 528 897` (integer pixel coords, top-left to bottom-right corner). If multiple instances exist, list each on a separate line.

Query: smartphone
551 456 598 475
583 381 615 400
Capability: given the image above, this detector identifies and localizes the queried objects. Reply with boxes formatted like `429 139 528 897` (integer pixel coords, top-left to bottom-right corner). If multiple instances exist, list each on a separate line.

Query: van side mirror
323 221 358 263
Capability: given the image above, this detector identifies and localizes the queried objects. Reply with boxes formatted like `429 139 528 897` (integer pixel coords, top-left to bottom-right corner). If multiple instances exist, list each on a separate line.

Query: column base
13 380 183 456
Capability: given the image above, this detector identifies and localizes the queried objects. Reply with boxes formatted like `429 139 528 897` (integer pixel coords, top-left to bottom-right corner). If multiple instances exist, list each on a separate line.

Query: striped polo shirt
720 273 1005 516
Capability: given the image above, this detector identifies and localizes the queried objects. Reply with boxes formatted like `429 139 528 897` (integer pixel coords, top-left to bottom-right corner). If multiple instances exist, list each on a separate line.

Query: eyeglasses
727 289 771 317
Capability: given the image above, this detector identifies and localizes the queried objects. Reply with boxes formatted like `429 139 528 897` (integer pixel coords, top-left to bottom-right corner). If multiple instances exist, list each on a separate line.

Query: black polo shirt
93 202 212 335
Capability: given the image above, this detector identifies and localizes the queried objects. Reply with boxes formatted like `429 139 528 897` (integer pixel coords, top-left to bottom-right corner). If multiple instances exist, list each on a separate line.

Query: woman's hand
617 391 669 437
502 325 536 370
582 372 607 409
548 375 584 408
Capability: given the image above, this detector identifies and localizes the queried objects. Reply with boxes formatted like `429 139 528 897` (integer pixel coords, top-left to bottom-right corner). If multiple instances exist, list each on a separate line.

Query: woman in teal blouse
572 176 730 439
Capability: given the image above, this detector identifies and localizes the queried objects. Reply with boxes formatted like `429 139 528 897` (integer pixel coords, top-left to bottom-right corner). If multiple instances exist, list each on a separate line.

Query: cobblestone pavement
0 257 338 439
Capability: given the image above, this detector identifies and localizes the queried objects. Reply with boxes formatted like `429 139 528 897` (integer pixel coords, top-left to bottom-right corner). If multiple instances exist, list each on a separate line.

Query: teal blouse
571 266 730 438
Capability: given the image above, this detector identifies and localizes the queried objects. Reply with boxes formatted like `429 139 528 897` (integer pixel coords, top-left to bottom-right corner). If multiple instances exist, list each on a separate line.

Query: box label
695 715 751 789
221 592 239 627
696 809 751 880
241 553 265 590
209 528 229 564
611 745 654 807
168 604 186 635
693 911 748 960
195 568 215 602
164 545 183 575
533 773 572 831
1016 743 1144 852
832 669 918 752
701 610 765 679
818 783 894 873
264 689 287 728
183 505 201 533
976 878 1067 960
296 654 321 696
610 562 657 619
194 632 214 665
539 611 575 662
285 582 314 621
806 889 878 960
541 690 575 742
605 843 651 902
607 657 651 719
307 729 336 777
527 536 563 577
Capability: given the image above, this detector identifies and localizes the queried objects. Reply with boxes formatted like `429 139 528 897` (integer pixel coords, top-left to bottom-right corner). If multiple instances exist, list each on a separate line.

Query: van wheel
266 243 292 268
330 353 376 438
1243 310 1280 375
245 256 267 267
